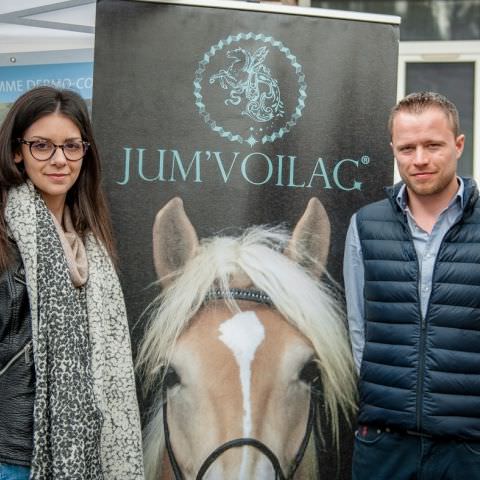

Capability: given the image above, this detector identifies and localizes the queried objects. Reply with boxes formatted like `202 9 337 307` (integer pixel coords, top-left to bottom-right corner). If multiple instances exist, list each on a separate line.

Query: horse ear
286 197 331 277
152 197 199 286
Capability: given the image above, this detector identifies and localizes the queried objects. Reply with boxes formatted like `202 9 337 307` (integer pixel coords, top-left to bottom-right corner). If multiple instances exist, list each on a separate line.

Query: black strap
286 391 316 478
163 387 185 480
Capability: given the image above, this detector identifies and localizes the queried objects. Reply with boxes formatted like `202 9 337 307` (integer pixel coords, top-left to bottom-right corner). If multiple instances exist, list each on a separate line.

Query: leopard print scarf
6 182 144 480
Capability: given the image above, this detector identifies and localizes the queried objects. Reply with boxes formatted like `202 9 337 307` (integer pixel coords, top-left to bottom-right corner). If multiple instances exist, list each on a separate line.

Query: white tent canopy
0 0 95 65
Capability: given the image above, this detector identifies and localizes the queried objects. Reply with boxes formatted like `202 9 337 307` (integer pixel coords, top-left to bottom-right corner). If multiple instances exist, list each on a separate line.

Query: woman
0 87 144 479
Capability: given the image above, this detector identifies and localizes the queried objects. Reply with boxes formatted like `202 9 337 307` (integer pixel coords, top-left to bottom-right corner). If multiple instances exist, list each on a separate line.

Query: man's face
391 107 464 198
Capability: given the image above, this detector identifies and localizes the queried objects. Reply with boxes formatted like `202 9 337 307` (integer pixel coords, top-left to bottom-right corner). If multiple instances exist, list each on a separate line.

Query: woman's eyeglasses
17 138 90 162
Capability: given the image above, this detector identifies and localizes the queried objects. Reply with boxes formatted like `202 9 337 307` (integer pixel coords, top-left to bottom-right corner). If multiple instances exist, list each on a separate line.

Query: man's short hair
388 91 460 138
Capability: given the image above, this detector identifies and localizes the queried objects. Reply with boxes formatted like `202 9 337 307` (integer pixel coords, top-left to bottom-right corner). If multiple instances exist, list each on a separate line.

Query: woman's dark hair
0 86 116 270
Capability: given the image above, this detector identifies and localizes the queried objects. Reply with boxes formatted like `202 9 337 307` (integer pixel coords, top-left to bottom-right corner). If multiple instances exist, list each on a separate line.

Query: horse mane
138 225 357 479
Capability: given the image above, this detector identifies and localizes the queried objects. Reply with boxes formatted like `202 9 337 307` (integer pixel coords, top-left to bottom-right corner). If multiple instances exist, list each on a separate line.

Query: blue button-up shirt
344 179 465 372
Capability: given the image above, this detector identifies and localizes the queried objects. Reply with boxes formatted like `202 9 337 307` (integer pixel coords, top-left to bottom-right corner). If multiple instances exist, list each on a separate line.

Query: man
344 91 480 479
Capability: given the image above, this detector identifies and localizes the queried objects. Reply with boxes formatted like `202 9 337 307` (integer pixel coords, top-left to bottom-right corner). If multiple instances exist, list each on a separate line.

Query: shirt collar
395 177 465 212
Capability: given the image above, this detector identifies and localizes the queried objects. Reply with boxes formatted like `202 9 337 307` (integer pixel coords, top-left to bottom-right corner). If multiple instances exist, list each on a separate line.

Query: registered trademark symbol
361 155 370 165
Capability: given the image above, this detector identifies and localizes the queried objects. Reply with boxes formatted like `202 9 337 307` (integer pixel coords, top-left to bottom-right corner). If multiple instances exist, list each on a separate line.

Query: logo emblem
194 33 307 147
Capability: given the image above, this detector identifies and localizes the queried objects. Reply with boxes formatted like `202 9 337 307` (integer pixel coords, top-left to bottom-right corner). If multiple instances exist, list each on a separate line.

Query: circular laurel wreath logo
194 33 307 148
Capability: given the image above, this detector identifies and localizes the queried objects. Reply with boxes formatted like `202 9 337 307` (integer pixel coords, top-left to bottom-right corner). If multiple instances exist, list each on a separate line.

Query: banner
93 1 399 477
0 62 93 121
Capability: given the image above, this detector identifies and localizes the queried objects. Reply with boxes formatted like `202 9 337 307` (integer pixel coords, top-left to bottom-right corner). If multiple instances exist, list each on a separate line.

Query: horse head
139 198 356 480
209 48 250 90
226 47 250 71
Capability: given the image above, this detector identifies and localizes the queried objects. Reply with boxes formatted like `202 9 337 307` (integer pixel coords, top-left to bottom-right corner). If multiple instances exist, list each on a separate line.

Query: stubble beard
403 171 455 197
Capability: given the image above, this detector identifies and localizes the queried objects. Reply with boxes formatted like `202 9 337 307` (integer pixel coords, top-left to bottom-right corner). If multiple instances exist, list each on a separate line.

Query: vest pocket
354 427 385 445
463 442 480 456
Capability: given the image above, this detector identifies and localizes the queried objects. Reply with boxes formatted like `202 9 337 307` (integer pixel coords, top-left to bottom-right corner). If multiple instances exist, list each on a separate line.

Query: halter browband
205 288 273 305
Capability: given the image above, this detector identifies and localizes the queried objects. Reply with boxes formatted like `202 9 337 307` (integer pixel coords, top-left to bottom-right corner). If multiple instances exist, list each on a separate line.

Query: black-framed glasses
17 138 90 162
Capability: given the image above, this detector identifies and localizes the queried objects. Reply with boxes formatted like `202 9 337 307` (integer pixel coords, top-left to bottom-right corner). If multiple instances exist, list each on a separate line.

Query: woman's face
15 112 84 216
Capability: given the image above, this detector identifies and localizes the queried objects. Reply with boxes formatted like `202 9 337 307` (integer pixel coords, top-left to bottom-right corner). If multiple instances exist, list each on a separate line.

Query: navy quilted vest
356 178 480 439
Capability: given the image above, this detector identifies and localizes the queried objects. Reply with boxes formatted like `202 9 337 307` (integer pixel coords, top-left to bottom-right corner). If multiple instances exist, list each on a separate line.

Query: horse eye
299 359 320 385
163 366 181 389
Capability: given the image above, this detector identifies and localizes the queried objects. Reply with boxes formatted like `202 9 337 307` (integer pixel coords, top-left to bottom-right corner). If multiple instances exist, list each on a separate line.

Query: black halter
161 288 320 480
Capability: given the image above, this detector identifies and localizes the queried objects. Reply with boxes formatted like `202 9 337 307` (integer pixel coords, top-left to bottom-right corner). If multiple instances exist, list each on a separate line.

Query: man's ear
455 134 465 159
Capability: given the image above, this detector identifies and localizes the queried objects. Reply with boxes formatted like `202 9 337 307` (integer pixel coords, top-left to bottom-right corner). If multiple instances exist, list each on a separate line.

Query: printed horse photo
137 197 357 480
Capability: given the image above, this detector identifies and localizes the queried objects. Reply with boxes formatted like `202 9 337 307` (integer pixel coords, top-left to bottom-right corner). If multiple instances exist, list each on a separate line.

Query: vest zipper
413 241 425 432
391 184 470 433
413 217 462 433
0 340 33 377
401 218 432 432
416 307 427 432
397 219 428 432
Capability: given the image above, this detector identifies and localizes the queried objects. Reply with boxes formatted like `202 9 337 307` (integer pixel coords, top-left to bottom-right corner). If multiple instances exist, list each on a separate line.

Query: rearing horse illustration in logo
209 46 284 123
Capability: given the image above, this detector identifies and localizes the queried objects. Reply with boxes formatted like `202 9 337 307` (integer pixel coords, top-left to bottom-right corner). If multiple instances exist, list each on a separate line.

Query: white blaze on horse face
218 311 265 436
218 311 265 477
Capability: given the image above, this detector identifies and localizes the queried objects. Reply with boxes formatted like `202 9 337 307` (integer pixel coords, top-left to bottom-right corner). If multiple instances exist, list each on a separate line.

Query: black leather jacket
0 240 34 466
